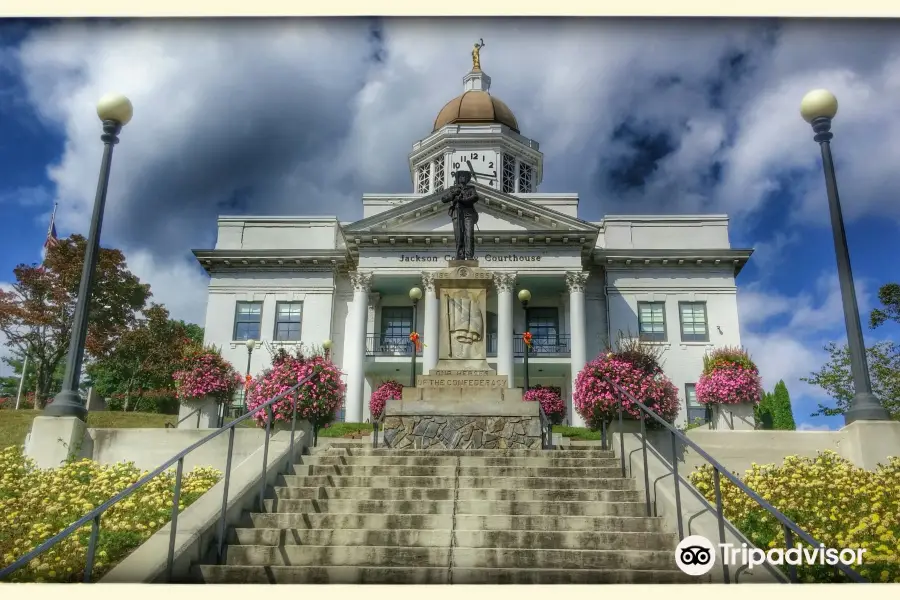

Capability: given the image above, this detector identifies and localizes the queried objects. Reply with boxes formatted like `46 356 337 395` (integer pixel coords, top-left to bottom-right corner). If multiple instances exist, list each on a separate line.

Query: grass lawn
319 422 374 438
552 425 604 441
0 410 177 450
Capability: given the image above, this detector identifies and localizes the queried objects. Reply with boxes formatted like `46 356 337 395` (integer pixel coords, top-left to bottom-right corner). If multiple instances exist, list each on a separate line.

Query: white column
422 272 439 374
567 271 590 428
344 271 372 423
493 272 516 387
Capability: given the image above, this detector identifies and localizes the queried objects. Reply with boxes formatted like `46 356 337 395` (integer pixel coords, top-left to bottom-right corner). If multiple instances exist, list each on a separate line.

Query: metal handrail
600 374 867 584
372 411 386 449
165 407 201 428
537 401 554 450
0 373 316 583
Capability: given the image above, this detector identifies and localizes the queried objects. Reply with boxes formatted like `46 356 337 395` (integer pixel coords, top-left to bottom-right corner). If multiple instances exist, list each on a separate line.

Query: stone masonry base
382 415 542 450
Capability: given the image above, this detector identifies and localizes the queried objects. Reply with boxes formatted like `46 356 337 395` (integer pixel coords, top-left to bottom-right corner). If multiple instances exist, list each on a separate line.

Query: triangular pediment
345 183 599 235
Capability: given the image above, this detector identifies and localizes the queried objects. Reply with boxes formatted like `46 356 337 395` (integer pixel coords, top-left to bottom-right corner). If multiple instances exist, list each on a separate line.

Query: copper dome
432 90 519 133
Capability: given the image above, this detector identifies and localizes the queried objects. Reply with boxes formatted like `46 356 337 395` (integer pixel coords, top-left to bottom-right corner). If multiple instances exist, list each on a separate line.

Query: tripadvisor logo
674 535 866 577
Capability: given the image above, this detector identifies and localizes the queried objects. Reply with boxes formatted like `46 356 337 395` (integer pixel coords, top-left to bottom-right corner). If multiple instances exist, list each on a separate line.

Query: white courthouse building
194 57 752 428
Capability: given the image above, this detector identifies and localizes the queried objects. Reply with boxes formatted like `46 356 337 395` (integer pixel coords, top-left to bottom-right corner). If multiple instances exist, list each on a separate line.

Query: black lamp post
323 339 333 361
518 289 532 392
409 286 422 387
46 93 133 419
800 89 890 424
244 338 255 403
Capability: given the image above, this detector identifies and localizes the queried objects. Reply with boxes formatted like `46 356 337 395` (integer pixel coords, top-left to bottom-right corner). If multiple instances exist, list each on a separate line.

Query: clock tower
407 42 544 196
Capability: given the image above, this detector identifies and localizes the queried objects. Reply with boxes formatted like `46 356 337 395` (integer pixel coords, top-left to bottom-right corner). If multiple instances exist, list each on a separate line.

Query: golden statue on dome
472 38 485 71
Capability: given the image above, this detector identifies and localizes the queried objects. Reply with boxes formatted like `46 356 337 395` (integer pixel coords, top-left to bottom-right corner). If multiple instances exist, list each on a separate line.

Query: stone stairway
195 439 696 584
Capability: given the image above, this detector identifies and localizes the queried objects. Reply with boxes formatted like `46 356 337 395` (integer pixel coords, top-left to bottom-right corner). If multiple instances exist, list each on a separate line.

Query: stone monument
383 261 542 450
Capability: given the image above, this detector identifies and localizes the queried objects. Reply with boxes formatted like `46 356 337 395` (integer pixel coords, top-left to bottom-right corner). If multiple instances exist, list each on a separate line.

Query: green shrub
0 447 219 582
106 389 180 414
690 451 900 582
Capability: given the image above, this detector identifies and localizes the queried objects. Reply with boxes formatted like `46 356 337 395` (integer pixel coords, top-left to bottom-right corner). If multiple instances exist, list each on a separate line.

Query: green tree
801 341 900 420
0 352 67 407
803 281 900 421
87 304 203 410
755 391 775 429
869 282 900 329
177 321 204 346
85 304 202 410
0 235 151 407
771 380 796 430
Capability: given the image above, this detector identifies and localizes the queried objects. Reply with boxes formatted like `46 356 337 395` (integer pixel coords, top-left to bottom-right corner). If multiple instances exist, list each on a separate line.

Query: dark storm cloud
12 17 900 321
15 18 381 261
606 121 676 193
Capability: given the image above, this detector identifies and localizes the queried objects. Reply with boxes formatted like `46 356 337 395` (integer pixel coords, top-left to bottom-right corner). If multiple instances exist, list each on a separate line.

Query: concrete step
263 498 649 517
230 527 451 547
293 464 625 479
272 485 643 503
278 474 635 490
247 512 451 530
231 527 676 551
327 448 615 458
302 455 622 468
319 439 373 446
224 544 676 571
454 514 667 532
247 512 665 532
196 564 698 584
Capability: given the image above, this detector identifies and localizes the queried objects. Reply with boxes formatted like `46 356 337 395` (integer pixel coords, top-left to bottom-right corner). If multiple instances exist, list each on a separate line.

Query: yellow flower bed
690 451 900 583
0 446 220 582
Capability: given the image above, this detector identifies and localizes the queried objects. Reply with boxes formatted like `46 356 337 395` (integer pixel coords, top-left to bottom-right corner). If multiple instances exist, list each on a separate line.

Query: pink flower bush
173 346 242 404
573 353 680 429
245 348 345 427
524 385 566 425
370 380 403 421
695 347 762 406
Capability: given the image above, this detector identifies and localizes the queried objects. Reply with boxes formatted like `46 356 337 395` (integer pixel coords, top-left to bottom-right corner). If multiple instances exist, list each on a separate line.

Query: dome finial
472 38 485 72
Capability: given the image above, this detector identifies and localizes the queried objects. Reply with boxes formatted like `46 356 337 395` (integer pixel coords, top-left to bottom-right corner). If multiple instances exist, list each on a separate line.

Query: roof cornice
216 216 341 224
592 248 754 277
192 249 350 274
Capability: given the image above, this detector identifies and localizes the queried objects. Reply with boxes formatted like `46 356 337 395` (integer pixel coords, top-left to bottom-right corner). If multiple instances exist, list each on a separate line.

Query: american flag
44 203 58 249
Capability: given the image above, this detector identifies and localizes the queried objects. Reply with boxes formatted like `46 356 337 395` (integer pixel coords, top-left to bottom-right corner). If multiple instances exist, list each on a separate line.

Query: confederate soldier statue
441 170 480 260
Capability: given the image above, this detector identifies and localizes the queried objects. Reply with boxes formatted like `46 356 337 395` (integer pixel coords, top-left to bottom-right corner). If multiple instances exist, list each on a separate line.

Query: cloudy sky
1 17 898 428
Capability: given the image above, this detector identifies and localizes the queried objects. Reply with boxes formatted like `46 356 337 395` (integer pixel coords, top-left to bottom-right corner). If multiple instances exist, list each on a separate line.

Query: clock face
450 150 498 187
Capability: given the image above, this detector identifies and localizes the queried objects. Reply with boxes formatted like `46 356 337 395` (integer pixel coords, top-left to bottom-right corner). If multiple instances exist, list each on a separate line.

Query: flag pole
27 202 59 408
14 354 28 410
44 202 58 253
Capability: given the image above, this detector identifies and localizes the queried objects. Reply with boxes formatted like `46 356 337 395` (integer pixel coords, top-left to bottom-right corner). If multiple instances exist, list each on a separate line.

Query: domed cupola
408 40 543 196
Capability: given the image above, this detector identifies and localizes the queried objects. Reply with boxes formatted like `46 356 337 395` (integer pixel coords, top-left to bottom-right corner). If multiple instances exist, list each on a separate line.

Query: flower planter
177 396 221 429
573 353 680 429
524 385 566 427
173 345 243 428
710 403 756 431
245 349 345 435
695 347 763 431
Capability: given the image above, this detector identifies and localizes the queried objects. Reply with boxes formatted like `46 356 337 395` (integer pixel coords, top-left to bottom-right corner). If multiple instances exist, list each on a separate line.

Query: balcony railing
365 334 422 357
514 333 571 357
485 334 571 357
